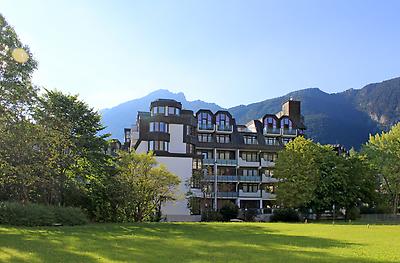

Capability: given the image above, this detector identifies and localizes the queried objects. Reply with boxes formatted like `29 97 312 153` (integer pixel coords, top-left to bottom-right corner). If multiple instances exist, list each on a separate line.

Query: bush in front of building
201 209 224 222
242 209 258 222
0 202 89 226
270 208 301 222
220 203 239 221
346 207 361 220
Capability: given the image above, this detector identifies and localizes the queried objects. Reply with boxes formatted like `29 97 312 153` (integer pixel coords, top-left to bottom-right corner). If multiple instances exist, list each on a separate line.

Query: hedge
0 202 88 226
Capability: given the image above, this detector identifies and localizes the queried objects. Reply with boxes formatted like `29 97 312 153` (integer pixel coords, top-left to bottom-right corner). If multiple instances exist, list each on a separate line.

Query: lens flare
11 48 29 63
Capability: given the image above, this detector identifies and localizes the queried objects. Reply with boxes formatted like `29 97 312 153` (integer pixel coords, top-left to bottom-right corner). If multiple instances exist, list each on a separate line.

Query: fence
360 214 400 222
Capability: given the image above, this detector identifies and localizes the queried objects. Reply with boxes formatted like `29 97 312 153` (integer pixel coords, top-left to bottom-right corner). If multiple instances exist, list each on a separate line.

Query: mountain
100 89 223 139
229 88 380 149
101 77 400 149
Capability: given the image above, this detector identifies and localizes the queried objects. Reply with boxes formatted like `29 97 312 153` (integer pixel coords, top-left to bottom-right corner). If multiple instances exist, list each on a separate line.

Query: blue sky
2 0 400 109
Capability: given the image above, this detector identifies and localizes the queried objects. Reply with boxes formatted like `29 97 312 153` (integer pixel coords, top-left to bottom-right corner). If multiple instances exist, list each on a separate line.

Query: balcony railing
263 127 281 135
261 174 279 183
198 123 215 131
239 176 261 182
260 158 275 167
282 128 297 136
216 159 238 166
239 190 261 198
203 159 215 165
216 124 233 132
203 175 238 182
238 157 260 167
261 190 276 199
211 192 238 198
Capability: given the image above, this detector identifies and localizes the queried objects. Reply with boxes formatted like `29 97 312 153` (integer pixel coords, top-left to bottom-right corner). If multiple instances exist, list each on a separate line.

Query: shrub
270 208 301 222
219 202 239 221
0 202 88 226
243 209 258 222
346 207 360 220
53 206 89 225
201 209 223 222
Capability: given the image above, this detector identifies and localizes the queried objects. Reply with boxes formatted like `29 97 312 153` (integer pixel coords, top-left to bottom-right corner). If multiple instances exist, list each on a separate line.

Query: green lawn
0 222 399 263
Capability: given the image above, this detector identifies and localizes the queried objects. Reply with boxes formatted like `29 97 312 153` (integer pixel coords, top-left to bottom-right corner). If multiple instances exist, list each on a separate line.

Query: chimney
282 99 301 123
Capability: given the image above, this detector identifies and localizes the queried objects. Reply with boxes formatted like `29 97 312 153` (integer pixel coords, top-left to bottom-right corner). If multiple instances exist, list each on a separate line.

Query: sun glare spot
11 48 29 63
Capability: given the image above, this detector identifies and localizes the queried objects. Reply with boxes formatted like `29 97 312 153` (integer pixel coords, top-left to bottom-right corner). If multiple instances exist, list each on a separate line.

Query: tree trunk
393 190 399 215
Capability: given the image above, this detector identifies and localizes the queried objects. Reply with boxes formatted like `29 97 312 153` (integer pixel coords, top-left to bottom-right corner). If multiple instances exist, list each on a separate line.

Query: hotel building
124 99 305 221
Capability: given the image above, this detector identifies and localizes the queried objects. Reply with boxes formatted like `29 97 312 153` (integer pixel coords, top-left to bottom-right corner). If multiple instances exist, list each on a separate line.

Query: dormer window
198 112 213 130
264 117 277 128
216 112 231 131
282 117 293 129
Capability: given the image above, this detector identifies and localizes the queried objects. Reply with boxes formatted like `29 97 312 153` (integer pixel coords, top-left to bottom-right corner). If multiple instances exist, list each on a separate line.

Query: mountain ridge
101 77 400 149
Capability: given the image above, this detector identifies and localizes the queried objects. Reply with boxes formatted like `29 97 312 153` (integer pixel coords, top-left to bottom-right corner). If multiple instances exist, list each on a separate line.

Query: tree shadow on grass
0 223 395 263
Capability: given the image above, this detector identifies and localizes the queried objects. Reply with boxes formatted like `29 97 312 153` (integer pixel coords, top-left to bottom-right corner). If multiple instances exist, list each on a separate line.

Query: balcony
239 176 261 183
282 128 297 137
238 157 260 167
239 190 261 198
216 124 233 133
197 123 215 132
189 188 204 198
260 158 275 167
261 190 276 200
203 159 215 165
261 174 279 183
263 127 281 136
211 191 238 198
216 159 238 166
203 175 238 182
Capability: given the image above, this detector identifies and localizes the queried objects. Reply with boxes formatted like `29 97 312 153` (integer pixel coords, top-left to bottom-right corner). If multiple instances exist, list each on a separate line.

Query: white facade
156 156 197 221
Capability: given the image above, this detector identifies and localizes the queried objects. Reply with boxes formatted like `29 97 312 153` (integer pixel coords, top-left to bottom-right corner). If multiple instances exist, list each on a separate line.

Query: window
242 183 258 192
197 150 213 160
218 167 235 175
263 169 274 177
264 185 275 193
192 159 202 170
216 112 230 130
216 135 230 143
264 117 277 128
198 112 213 129
217 151 235 160
168 106 175 116
244 135 258 144
125 129 131 142
186 125 194 135
282 117 293 129
241 169 258 176
283 138 291 145
241 152 258 162
263 153 277 162
265 137 278 145
167 106 180 116
186 143 195 154
150 106 166 116
149 122 169 132
198 133 213 143
148 140 169 151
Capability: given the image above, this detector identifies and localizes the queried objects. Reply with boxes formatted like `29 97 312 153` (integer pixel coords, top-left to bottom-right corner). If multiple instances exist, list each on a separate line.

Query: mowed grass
0 222 399 263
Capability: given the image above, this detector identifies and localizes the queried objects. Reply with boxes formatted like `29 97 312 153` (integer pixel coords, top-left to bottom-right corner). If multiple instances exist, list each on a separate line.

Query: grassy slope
0 223 399 263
